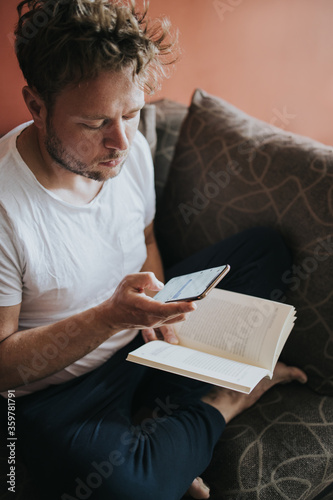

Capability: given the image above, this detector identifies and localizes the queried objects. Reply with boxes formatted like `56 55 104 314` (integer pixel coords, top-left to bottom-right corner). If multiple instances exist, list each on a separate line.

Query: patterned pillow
156 89 333 396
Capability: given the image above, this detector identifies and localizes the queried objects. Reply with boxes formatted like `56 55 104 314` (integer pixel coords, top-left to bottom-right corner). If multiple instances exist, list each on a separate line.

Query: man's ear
22 86 48 130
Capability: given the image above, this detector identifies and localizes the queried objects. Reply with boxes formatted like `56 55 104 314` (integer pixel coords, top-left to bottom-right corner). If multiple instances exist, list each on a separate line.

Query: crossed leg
187 362 307 498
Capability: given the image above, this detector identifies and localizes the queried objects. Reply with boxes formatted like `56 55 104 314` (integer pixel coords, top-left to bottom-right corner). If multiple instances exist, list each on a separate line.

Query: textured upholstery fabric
202 384 333 500
138 103 157 159
153 98 188 204
155 88 333 397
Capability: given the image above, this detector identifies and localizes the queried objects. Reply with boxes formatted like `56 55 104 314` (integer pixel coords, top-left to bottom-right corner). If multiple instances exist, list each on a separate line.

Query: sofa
1 89 333 500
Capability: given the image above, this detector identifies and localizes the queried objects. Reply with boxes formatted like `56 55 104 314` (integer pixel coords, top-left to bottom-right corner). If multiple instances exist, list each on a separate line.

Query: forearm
0 303 118 392
0 271 195 392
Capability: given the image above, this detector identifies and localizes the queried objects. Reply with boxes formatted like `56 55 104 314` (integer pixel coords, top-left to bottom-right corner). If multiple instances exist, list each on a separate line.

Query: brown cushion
138 103 157 159
152 99 188 203
156 88 333 395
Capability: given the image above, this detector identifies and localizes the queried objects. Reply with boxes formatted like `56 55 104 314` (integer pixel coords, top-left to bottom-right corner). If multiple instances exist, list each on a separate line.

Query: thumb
146 274 164 292
133 272 164 293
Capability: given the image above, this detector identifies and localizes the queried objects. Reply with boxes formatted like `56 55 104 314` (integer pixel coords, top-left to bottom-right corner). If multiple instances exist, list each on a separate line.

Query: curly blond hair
15 0 178 108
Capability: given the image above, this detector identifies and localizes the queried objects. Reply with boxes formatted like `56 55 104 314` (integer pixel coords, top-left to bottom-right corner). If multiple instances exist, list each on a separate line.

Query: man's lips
98 157 125 168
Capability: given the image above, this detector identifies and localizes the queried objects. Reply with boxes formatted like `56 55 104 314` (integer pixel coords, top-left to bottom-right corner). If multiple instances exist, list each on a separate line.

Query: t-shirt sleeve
0 206 23 306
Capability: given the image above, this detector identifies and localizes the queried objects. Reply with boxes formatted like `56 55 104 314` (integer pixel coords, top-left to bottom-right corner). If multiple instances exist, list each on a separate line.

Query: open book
127 288 296 394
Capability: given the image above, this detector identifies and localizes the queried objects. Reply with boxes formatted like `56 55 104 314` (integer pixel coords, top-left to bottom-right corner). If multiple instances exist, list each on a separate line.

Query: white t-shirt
0 122 156 396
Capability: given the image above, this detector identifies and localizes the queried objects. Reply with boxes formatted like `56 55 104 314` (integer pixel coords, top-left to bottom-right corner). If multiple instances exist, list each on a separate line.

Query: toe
186 477 210 499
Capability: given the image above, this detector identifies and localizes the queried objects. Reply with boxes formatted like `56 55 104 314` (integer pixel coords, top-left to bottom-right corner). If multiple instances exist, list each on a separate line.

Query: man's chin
103 164 123 180
92 162 124 182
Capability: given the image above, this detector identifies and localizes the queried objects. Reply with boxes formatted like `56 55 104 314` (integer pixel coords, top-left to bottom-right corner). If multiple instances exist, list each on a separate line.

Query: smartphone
154 265 230 303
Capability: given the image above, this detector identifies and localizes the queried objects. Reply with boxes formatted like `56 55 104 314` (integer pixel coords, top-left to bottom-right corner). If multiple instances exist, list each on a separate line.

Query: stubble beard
44 125 128 182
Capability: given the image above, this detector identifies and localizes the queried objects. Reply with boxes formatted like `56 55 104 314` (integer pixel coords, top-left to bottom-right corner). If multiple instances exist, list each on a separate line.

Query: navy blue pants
10 227 292 500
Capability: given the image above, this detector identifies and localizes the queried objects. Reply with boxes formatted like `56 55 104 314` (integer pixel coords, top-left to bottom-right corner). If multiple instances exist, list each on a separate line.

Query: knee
254 226 293 296
230 226 293 299
251 226 292 267
251 225 288 248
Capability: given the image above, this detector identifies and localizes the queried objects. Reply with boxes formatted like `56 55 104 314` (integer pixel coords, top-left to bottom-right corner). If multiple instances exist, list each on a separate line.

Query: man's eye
82 123 104 130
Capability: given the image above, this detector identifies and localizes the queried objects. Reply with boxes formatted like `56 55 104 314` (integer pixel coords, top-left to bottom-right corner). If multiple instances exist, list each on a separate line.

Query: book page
174 288 295 372
127 340 270 393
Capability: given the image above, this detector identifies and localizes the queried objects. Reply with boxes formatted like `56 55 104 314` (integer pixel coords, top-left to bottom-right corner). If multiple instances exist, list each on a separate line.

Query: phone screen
153 265 230 303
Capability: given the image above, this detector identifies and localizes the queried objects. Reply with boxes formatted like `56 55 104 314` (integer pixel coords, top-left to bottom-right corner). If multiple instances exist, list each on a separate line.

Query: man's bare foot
201 362 307 423
185 477 210 499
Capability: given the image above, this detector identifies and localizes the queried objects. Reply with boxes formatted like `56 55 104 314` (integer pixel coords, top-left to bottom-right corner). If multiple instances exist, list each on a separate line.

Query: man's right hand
97 272 197 332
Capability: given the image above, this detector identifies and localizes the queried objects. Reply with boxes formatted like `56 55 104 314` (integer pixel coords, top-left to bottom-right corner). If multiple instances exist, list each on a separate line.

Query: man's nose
103 120 129 151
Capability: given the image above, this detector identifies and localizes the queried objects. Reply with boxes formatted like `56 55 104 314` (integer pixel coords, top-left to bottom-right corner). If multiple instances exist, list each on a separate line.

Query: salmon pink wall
1 0 332 146
146 0 333 146
0 1 31 136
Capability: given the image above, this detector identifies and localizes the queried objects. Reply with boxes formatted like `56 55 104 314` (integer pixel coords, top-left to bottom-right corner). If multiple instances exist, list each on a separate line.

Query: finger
150 300 197 319
121 272 164 294
133 297 197 327
159 325 179 344
137 272 165 293
141 328 157 343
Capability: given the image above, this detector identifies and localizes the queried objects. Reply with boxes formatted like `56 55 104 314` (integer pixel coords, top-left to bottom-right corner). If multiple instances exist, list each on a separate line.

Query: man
0 1 307 499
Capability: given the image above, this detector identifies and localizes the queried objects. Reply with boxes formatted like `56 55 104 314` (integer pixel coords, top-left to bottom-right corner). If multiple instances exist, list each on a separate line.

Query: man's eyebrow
77 105 145 121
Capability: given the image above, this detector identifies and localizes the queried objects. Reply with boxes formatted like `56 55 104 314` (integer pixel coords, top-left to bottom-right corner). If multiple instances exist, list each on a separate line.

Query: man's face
43 68 145 182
